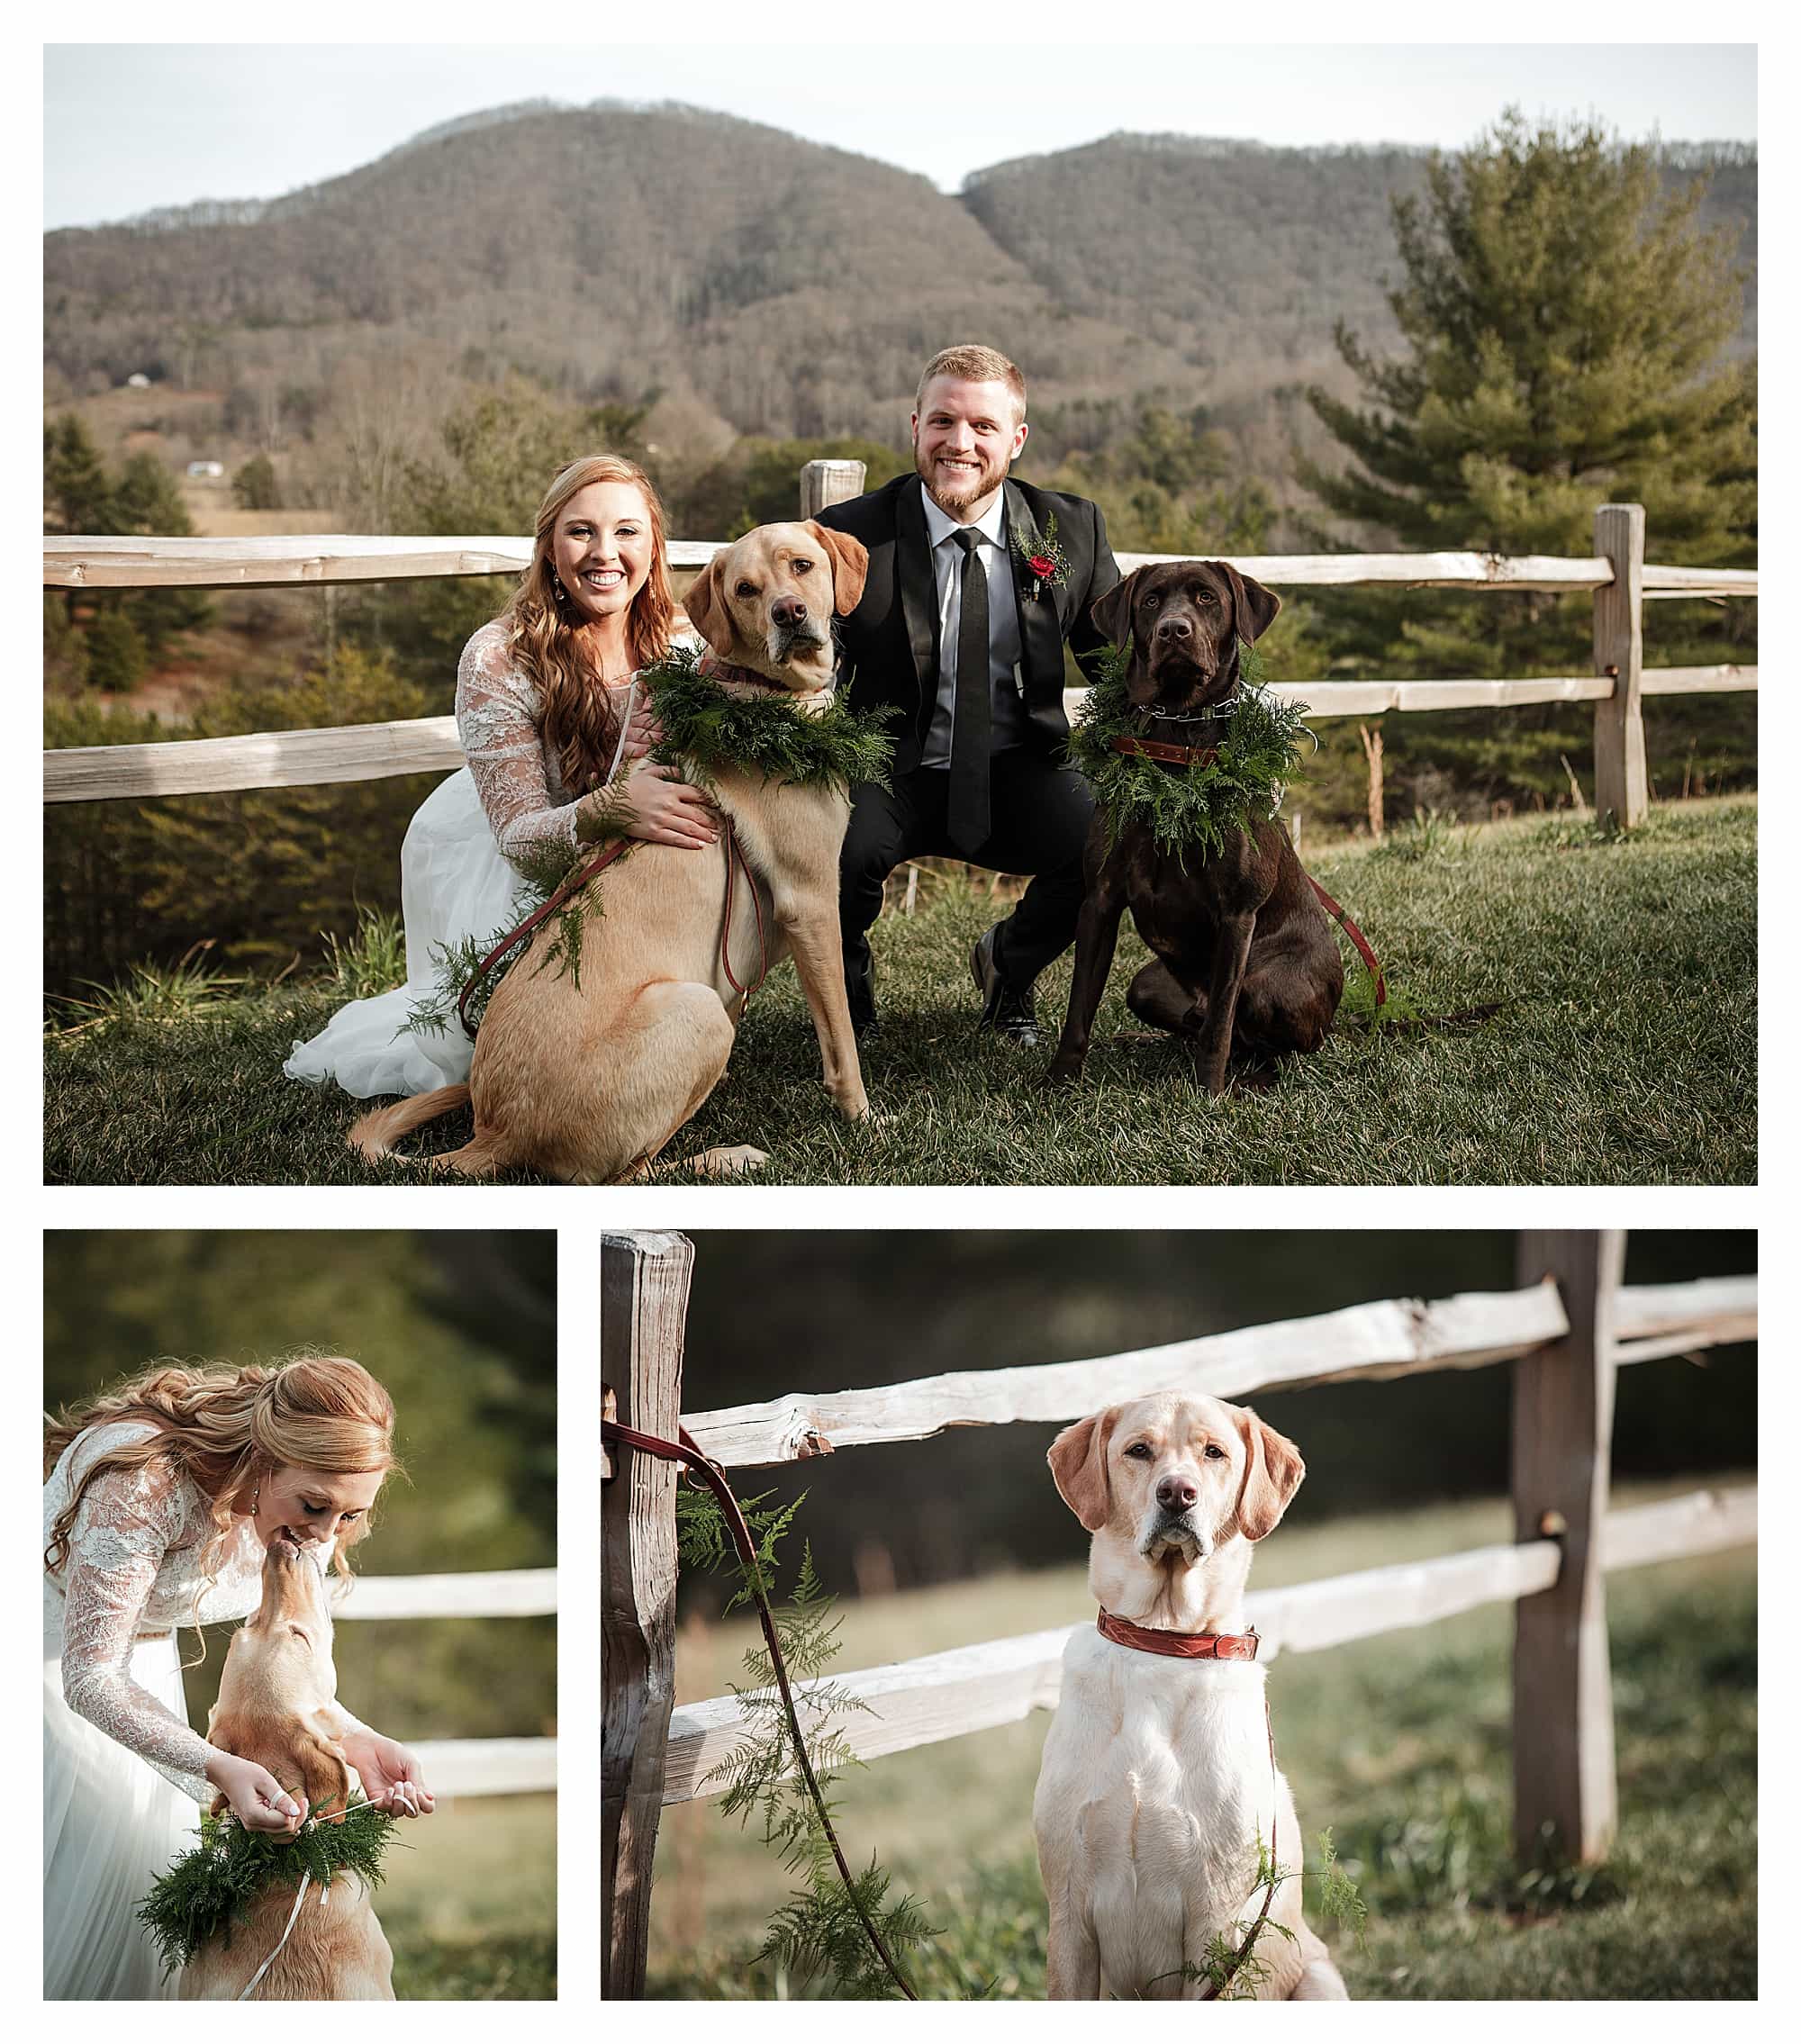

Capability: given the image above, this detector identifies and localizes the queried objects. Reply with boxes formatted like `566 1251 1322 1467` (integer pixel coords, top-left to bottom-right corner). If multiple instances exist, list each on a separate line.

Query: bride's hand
207 1751 302 1833
341 1729 435 1819
619 698 665 764
579 764 718 850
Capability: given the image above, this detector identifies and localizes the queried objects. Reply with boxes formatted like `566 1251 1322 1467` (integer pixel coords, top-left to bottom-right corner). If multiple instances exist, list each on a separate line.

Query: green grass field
645 1481 1756 1999
44 799 1753 1184
379 1792 556 1999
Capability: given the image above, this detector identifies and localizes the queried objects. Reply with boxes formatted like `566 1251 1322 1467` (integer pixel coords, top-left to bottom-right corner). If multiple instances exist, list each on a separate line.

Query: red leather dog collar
1109 735 1219 768
1097 1609 1261 1660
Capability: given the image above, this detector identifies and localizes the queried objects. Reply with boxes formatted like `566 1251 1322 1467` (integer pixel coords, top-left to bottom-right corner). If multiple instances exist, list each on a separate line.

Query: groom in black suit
816 344 1120 1045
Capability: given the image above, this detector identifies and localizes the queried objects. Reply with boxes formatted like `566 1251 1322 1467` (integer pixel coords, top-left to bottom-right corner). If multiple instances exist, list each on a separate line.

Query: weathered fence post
1592 502 1647 828
800 458 867 518
602 1229 695 1998
1511 1228 1624 1865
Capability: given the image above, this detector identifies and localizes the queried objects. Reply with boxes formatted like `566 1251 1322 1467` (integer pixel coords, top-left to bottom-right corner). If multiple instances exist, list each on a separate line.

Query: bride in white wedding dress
42 1355 434 2000
284 453 715 1099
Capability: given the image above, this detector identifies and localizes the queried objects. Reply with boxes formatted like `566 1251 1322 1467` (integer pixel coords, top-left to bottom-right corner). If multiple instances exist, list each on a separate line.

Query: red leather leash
602 1417 919 1999
1099 1606 1283 1998
1106 731 1387 1010
457 817 767 1038
1305 876 1386 1008
457 836 631 1038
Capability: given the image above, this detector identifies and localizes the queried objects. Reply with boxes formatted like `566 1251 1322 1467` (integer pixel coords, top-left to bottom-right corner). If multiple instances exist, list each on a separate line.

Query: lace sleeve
59 1456 216 1806
456 623 592 865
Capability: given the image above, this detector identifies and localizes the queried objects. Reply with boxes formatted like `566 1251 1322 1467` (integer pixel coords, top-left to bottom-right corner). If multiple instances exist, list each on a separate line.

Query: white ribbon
236 1868 315 2000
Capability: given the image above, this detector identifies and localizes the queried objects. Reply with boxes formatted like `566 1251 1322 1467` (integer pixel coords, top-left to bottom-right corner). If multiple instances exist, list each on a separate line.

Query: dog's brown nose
1156 1475 1198 1512
1154 615 1192 642
772 595 809 629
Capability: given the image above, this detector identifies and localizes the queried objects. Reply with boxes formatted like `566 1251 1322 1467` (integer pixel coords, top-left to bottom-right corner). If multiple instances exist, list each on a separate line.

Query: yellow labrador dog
1034 1391 1347 2000
181 1536 395 2000
349 520 872 1182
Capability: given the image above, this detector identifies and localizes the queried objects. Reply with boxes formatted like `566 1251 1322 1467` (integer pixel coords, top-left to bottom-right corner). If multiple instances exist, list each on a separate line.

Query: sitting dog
1045 560 1343 1094
1034 1391 1347 2001
348 520 873 1182
181 1536 395 2000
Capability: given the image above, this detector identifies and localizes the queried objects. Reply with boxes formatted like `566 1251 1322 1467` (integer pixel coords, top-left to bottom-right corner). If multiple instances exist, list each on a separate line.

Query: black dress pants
838 749 1097 1027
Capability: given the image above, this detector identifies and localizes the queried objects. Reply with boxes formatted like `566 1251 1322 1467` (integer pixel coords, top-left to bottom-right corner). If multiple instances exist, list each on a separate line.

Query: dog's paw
1039 1061 1083 1090
690 1144 770 1179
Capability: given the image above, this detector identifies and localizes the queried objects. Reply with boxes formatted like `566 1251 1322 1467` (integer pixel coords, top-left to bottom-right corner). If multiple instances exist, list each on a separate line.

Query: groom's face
912 375 1028 520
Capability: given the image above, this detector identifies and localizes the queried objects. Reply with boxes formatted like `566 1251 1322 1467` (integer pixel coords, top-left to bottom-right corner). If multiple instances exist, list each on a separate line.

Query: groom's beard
915 439 1009 517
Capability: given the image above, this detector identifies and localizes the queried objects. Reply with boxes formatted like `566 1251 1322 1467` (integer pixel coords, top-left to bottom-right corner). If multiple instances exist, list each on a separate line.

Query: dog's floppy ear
204 1711 353 1821
1233 1404 1305 1542
806 521 868 617
1213 563 1281 645
683 553 732 655
1087 569 1139 648
294 1727 355 1822
1048 1409 1118 1533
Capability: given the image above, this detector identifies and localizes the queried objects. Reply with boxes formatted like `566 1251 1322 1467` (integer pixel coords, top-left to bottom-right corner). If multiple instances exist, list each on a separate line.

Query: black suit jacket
817 473 1121 775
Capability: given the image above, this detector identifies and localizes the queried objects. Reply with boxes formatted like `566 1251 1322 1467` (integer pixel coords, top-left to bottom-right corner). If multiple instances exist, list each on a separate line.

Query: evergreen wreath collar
137 1797 398 1977
1066 638 1312 863
642 645 896 796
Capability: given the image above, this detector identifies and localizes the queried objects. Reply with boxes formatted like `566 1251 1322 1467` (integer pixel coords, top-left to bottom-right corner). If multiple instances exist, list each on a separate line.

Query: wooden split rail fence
46 471 1755 832
321 1565 557 1797
601 1229 1755 1996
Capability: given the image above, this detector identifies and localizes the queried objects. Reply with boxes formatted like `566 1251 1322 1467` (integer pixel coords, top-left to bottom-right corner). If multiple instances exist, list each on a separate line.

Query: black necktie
948 528 991 853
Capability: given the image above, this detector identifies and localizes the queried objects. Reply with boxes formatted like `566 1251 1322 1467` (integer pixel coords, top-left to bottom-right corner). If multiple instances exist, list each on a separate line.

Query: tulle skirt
43 1631 198 2000
283 765 527 1100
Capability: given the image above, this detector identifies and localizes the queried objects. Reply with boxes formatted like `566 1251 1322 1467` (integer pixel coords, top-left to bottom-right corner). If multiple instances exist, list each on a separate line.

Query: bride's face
551 480 655 629
249 1463 385 1553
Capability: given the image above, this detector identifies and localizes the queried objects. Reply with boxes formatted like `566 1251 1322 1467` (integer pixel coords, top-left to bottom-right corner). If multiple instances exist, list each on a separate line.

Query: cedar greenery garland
643 647 897 795
137 1797 398 1977
403 652 896 1041
1067 638 1313 864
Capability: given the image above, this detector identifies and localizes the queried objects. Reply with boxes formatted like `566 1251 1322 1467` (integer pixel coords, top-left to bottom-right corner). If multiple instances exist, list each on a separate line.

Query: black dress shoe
970 926 1039 1047
853 1012 882 1045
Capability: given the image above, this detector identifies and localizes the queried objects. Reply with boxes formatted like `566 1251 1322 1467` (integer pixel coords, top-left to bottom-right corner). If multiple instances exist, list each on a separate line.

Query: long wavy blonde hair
502 453 677 799
44 1356 399 1644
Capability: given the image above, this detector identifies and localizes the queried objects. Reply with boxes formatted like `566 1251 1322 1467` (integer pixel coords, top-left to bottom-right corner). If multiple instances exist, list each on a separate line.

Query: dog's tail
348 1085 470 1164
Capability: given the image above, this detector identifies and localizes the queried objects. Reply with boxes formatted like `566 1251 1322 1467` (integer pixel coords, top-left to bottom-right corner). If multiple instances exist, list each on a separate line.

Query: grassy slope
379 1792 556 1999
44 800 1754 1185
645 1480 1755 2000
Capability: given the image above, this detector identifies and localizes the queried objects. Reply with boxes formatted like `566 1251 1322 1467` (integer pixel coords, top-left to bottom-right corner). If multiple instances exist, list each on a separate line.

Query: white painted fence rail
412 1737 557 1796
660 1483 1755 1804
337 1567 557 1620
327 1568 557 1798
44 534 1757 601
679 1276 1751 1469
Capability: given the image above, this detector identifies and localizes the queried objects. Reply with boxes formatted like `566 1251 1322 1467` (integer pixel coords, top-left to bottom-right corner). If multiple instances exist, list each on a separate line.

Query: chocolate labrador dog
1045 560 1342 1095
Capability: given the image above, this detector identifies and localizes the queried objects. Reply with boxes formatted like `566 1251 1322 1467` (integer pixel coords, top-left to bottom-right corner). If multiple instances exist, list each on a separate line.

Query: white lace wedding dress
284 617 640 1100
41 1421 356 1999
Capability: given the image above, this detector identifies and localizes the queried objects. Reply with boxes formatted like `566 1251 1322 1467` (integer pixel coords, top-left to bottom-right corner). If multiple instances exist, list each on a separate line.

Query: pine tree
1300 112 1756 813
42 416 213 676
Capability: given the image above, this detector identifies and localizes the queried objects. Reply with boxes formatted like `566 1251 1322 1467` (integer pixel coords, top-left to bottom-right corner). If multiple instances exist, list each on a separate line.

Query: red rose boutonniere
1012 513 1070 601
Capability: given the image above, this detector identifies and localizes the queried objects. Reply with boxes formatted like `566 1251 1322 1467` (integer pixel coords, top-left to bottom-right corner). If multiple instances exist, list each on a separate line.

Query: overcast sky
43 38 1757 232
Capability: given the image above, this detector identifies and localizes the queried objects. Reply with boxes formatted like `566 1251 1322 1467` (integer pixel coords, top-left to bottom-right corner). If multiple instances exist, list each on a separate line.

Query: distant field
382 1791 556 1999
646 1479 1756 1999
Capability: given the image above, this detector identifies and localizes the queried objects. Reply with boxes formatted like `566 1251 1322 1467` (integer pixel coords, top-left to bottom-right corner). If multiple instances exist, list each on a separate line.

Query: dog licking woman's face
208 1534 351 1819
250 1464 384 1557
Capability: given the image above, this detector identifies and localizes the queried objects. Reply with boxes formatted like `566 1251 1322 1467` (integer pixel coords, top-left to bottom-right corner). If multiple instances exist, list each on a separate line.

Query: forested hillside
44 101 1755 455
